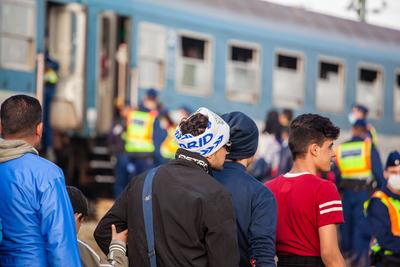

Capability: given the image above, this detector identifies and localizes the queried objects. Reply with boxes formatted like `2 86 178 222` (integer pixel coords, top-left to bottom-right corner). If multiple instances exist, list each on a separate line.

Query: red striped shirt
266 173 344 256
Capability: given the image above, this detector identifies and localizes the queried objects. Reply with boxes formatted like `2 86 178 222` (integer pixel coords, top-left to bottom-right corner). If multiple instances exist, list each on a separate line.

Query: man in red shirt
266 114 345 267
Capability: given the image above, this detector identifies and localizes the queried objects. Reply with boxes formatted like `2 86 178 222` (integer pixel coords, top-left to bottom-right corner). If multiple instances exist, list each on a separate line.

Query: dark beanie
221 111 259 160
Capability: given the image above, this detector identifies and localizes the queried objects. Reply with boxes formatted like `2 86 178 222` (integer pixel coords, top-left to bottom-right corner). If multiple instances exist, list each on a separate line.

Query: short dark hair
263 110 281 138
179 113 208 136
282 108 293 122
0 95 42 138
289 114 340 160
66 186 89 218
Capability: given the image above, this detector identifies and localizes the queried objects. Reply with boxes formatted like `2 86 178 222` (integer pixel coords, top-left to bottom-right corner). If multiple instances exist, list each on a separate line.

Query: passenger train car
0 0 399 184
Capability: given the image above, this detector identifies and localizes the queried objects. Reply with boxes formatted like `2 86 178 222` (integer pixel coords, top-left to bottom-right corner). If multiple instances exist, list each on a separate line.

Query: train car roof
144 0 400 55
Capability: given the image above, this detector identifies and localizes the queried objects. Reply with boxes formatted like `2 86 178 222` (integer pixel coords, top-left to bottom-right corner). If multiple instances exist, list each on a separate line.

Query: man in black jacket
94 107 239 267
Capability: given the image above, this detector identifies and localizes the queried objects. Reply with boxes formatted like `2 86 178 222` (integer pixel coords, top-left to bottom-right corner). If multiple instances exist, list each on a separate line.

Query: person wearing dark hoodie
0 95 81 266
214 111 277 267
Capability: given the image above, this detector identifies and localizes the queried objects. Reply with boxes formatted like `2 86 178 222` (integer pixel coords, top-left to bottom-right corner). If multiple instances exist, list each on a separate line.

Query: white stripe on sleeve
319 200 342 209
320 207 343 214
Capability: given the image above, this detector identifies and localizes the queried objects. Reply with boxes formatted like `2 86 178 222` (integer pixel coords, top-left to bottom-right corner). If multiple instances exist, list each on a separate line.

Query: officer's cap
353 104 369 116
386 151 400 169
146 88 158 99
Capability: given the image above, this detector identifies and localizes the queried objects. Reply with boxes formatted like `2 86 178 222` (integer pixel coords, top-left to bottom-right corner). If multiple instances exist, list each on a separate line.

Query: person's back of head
352 104 368 119
66 186 89 234
142 88 160 111
176 107 230 170
289 113 340 172
179 113 208 137
0 95 42 146
279 108 293 127
263 110 281 140
221 111 258 165
351 119 368 139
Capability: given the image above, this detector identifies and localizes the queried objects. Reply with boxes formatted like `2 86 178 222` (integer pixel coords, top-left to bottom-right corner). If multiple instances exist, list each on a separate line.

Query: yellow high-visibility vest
124 110 156 153
336 140 372 180
368 191 400 236
44 69 58 84
160 128 179 159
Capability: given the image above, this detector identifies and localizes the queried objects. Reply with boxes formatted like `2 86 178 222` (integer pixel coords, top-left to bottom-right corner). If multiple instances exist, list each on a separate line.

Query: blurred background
0 0 399 259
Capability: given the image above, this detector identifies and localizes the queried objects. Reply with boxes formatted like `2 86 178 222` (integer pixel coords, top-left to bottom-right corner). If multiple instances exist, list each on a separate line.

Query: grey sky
264 0 400 30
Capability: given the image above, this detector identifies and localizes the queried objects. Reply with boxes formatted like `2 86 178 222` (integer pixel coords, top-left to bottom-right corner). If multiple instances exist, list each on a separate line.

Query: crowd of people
0 93 399 267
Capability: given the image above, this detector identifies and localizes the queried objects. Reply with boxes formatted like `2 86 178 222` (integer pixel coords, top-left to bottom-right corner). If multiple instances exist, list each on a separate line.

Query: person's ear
36 122 43 137
74 213 82 222
309 143 319 157
384 170 389 180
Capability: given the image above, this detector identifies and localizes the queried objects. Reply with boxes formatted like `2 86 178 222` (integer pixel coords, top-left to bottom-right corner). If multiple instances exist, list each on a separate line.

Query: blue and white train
0 0 399 182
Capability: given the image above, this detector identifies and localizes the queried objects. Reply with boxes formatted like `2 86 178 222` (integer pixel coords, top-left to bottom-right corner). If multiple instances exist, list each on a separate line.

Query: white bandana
175 107 230 157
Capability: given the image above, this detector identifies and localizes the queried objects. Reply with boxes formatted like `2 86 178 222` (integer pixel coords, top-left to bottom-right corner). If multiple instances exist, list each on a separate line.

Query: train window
226 41 260 103
394 72 400 122
356 65 384 119
138 22 166 90
181 37 205 60
278 55 297 70
0 0 35 70
177 32 212 96
273 50 304 109
316 59 345 113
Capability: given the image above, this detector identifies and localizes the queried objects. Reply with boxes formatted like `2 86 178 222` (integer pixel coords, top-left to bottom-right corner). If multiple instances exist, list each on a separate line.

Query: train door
47 3 86 131
96 12 130 134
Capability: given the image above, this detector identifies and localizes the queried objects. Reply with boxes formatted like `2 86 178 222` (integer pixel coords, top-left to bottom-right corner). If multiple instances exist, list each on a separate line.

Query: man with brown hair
266 113 345 267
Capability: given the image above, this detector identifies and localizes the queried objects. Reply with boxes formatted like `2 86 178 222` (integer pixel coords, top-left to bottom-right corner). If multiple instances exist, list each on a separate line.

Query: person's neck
290 159 317 175
226 158 251 168
4 135 36 147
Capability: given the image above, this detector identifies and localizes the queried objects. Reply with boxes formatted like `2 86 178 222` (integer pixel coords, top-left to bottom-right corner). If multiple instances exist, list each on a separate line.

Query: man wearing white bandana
95 107 240 267
174 107 231 170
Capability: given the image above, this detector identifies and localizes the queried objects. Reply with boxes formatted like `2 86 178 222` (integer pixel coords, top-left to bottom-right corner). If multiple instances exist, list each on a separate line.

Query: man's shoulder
217 167 272 198
23 153 63 175
151 163 230 198
266 173 328 189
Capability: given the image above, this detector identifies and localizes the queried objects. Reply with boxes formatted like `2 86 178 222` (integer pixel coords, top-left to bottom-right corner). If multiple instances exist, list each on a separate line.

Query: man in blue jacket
214 111 277 267
0 95 81 267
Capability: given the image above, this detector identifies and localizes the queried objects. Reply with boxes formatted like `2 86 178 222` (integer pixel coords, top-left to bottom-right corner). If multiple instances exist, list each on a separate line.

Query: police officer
348 104 378 145
113 89 164 197
365 151 400 267
156 111 179 163
334 119 385 266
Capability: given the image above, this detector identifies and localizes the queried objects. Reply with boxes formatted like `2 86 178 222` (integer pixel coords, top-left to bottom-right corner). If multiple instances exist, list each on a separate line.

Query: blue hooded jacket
214 162 277 267
0 139 81 267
